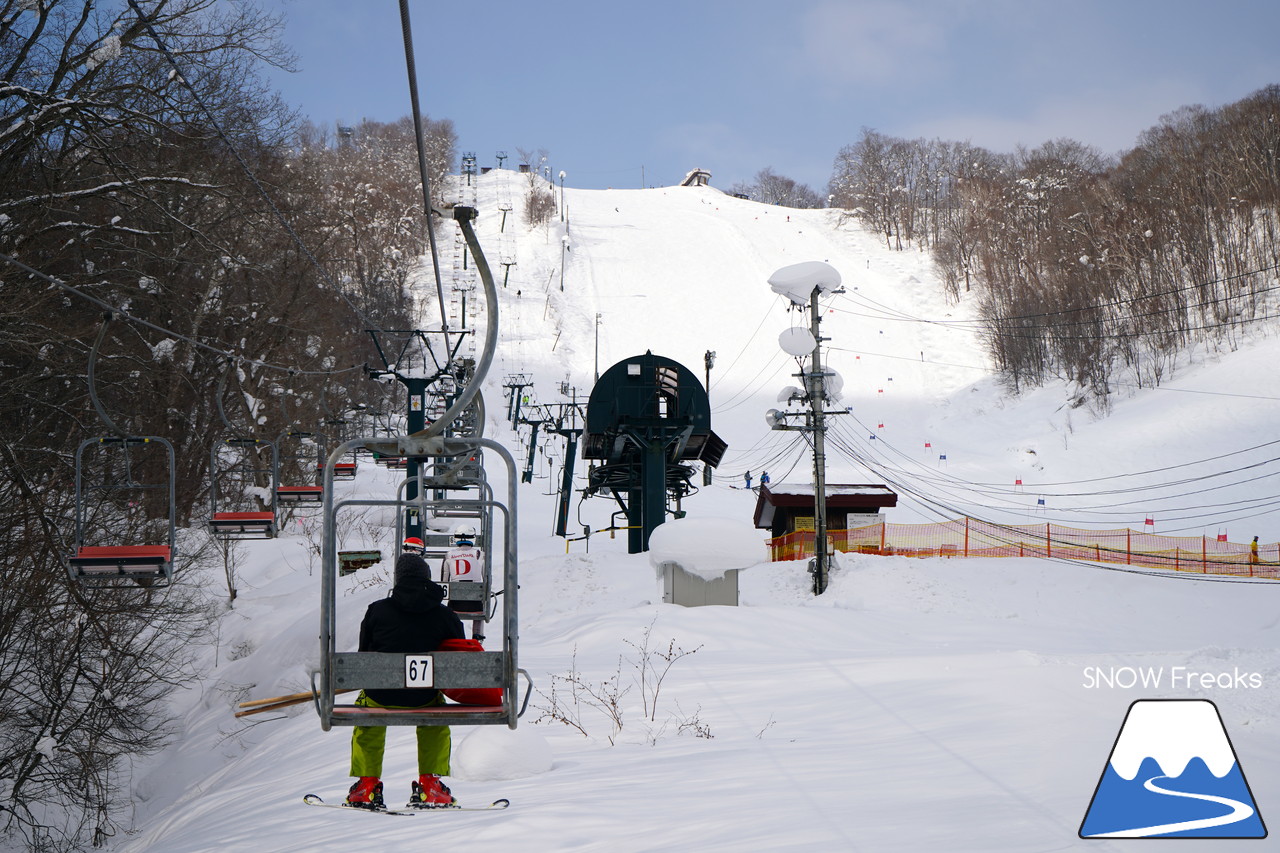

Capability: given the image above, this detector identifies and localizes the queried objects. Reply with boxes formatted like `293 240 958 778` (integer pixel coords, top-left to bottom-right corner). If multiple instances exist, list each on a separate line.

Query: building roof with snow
752 482 898 532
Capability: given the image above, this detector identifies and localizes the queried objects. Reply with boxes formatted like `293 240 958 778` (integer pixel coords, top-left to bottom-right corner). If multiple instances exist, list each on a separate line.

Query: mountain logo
1080 699 1266 839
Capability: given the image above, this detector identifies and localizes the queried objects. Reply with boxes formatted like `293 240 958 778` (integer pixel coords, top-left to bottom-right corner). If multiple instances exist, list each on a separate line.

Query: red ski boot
346 776 384 810
409 774 456 808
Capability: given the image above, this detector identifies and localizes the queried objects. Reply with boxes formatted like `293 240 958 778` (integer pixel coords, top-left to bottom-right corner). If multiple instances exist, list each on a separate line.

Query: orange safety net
766 519 1280 580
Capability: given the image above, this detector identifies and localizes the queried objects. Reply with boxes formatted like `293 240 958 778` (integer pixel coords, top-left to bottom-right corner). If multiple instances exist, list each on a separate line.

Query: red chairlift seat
69 430 177 587
319 461 357 481
210 511 277 538
276 484 324 504
69 544 172 577
329 704 507 726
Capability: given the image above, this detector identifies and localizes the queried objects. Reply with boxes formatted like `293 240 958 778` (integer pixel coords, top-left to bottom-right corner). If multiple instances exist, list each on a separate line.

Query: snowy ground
111 173 1280 852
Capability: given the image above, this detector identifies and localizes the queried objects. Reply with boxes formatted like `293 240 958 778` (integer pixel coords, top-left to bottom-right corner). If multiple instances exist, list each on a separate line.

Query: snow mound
452 725 553 781
647 516 764 580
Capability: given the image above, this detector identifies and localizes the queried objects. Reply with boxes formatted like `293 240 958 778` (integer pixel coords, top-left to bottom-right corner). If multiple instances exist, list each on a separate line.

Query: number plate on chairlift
404 655 434 688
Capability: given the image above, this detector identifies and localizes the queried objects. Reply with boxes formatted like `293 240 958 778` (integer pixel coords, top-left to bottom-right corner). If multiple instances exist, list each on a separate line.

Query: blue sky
259 0 1280 193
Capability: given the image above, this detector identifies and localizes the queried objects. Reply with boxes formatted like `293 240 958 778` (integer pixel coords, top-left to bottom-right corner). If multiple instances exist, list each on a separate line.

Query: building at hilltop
680 168 711 187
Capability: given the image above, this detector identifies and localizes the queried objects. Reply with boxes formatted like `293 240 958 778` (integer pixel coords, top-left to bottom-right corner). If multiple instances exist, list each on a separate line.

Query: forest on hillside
0 2 455 848
828 86 1280 404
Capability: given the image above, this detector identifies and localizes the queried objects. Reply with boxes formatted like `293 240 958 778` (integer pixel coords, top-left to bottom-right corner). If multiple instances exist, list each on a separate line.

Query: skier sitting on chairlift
345 536 465 810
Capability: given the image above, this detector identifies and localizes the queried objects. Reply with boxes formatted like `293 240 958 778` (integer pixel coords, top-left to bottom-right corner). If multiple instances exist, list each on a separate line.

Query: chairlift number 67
403 655 434 688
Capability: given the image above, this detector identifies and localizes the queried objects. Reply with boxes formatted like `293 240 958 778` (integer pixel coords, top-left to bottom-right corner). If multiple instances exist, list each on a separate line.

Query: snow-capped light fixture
778 327 817 356
767 260 842 306
777 385 805 403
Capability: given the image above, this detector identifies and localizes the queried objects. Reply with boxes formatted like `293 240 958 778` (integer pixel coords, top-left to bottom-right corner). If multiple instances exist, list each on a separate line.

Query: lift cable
397 0 452 354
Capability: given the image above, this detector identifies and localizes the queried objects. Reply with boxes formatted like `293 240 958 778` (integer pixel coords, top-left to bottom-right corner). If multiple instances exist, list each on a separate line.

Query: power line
817 425 1276 583
824 415 1280 536
396 0 451 352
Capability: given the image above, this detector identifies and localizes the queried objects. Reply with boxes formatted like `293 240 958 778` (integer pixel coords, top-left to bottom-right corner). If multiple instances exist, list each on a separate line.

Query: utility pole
806 286 831 595
764 261 844 595
560 235 569 291
703 349 716 485
594 313 602 382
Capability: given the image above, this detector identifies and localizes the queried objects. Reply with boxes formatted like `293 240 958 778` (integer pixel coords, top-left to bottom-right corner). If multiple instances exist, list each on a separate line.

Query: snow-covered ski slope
113 173 1280 853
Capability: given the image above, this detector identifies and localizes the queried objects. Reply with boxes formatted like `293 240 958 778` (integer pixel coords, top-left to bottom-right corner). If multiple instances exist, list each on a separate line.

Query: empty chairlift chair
275 429 325 505
209 437 278 539
317 390 360 481
66 436 177 587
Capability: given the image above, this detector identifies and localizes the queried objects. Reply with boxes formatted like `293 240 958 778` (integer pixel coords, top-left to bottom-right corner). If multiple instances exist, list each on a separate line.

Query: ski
302 793 510 814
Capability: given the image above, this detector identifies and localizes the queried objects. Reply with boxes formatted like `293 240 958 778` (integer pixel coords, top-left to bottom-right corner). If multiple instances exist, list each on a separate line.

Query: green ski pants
349 691 451 777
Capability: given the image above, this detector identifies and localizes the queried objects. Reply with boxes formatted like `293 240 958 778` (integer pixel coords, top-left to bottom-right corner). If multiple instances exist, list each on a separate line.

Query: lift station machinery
583 351 726 553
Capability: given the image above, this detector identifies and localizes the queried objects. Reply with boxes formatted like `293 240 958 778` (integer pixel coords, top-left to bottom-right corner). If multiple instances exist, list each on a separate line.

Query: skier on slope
442 523 485 642
346 536 465 810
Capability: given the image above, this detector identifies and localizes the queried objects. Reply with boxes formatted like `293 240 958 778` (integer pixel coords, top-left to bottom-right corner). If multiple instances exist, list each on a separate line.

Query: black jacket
358 553 465 707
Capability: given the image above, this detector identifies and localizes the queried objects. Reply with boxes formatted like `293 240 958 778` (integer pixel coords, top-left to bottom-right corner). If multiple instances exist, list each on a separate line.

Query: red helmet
402 536 425 554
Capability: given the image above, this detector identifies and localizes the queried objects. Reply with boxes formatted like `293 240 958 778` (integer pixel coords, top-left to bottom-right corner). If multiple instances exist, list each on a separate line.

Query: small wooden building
753 482 898 551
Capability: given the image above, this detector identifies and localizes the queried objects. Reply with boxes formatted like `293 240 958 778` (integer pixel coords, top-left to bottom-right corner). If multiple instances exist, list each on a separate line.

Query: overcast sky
258 0 1280 193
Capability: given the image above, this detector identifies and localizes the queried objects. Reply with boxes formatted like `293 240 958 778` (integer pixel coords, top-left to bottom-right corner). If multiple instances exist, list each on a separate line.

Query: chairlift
319 381 359 481
66 316 177 586
394 471 496 628
313 433 530 729
67 436 178 586
319 457 358 482
275 428 325 504
338 550 382 577
209 437 278 538
207 362 278 536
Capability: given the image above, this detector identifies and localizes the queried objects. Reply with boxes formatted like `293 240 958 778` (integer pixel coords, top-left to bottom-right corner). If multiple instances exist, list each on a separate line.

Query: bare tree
743 167 823 208
0 2 389 849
